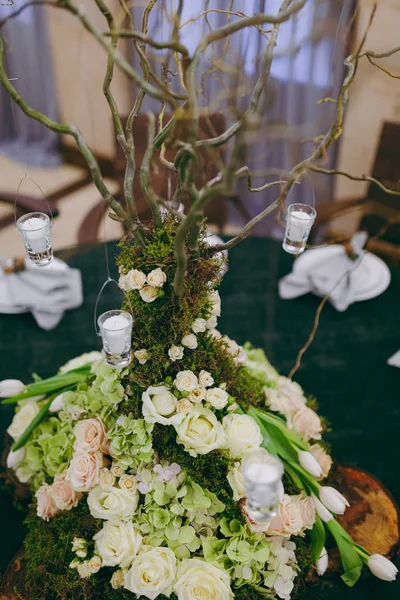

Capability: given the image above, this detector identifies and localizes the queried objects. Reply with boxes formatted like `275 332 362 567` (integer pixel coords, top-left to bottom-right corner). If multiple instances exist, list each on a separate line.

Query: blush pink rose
309 444 333 479
268 495 305 537
67 451 104 492
289 407 322 441
52 471 82 510
264 388 291 415
36 484 59 521
299 494 316 530
74 418 107 453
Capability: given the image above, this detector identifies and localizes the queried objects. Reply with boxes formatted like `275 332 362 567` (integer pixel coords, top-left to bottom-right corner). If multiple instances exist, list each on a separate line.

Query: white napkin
387 350 400 368
278 232 368 312
0 258 83 330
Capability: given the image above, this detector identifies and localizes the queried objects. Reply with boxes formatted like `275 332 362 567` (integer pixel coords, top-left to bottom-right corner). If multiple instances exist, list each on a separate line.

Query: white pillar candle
288 210 313 242
102 314 130 354
21 217 48 253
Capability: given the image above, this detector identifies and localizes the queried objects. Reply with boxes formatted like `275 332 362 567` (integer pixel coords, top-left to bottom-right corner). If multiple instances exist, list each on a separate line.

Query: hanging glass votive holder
282 203 316 255
242 448 284 523
98 309 133 367
17 212 53 267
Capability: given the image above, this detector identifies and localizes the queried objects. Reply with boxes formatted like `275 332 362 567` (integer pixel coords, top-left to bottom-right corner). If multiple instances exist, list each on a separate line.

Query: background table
0 238 399 598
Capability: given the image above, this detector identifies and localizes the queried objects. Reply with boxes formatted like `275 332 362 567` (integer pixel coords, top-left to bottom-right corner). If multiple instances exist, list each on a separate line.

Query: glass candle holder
98 310 133 367
242 448 284 523
17 212 53 266
282 203 316 255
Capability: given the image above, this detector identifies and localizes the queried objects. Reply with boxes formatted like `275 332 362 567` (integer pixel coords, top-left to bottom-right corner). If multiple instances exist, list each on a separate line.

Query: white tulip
319 486 349 515
49 393 65 413
311 494 333 523
367 554 398 581
316 547 329 576
6 447 25 469
0 379 25 398
298 451 323 478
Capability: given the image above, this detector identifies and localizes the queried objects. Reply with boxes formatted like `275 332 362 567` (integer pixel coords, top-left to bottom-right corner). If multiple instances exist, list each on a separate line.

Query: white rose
227 462 246 501
198 370 214 388
191 318 206 334
205 387 229 409
94 519 143 568
142 385 184 426
124 547 177 600
181 333 198 349
174 371 198 392
175 407 226 457
7 401 40 440
188 386 206 403
77 561 92 579
87 485 139 520
223 414 263 459
176 399 193 414
208 291 221 317
168 345 184 361
125 269 146 290
174 558 233 600
111 464 125 478
99 468 116 489
139 285 160 303
88 555 102 573
0 379 25 398
146 268 167 288
119 474 137 492
134 349 150 365
111 569 125 589
205 315 218 329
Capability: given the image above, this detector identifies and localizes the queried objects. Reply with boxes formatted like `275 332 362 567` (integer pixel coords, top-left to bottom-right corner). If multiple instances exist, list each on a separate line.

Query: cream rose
119 474 137 492
222 414 262 459
268 494 311 537
139 285 159 303
299 494 316 530
176 399 193 414
125 269 146 290
88 485 139 520
99 468 116 489
89 555 102 573
124 547 177 599
199 370 214 388
227 462 246 501
134 349 150 365
7 401 40 440
67 451 104 492
175 407 226 457
181 333 198 350
188 386 206 403
289 407 322 441
147 267 166 288
208 291 221 317
206 315 218 329
205 387 229 409
52 471 81 511
174 371 198 392
310 444 332 479
142 385 184 426
94 519 142 568
222 336 246 365
36 484 59 521
191 318 206 334
74 418 106 453
77 562 92 579
168 345 184 361
264 387 291 415
174 558 233 600
111 569 125 589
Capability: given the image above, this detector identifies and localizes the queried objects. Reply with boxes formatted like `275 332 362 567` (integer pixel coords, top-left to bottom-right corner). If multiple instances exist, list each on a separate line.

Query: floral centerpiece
2 222 398 600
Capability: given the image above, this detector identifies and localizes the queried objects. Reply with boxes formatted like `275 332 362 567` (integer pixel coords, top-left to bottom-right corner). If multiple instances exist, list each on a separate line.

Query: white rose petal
0 379 25 398
198 370 214 388
94 519 142 568
134 349 150 365
208 290 221 317
168 345 184 361
142 385 184 426
175 406 226 457
88 485 139 520
124 547 177 600
191 318 207 334
174 558 233 600
206 387 229 410
174 371 198 392
7 402 40 440
181 333 198 350
147 268 167 288
139 285 160 303
222 414 263 459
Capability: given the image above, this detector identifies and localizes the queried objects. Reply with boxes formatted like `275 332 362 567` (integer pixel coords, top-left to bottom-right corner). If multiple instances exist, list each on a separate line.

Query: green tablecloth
0 238 399 598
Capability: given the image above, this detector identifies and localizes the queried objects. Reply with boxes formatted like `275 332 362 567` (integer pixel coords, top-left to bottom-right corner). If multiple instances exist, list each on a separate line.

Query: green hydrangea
108 414 154 468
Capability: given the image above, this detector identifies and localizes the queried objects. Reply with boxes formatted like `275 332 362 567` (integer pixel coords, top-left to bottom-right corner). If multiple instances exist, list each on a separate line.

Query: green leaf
248 406 308 450
308 515 326 563
327 520 363 587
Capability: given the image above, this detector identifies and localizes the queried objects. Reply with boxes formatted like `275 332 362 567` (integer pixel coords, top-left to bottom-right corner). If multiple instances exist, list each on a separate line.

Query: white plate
293 245 391 301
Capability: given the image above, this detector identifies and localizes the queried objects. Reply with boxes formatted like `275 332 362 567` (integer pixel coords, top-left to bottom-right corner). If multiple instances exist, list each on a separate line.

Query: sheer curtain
130 0 354 235
0 1 60 166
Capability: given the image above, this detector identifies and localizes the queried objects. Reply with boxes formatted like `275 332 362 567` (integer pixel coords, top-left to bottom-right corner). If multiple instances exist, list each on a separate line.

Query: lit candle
102 314 131 354
98 310 133 367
